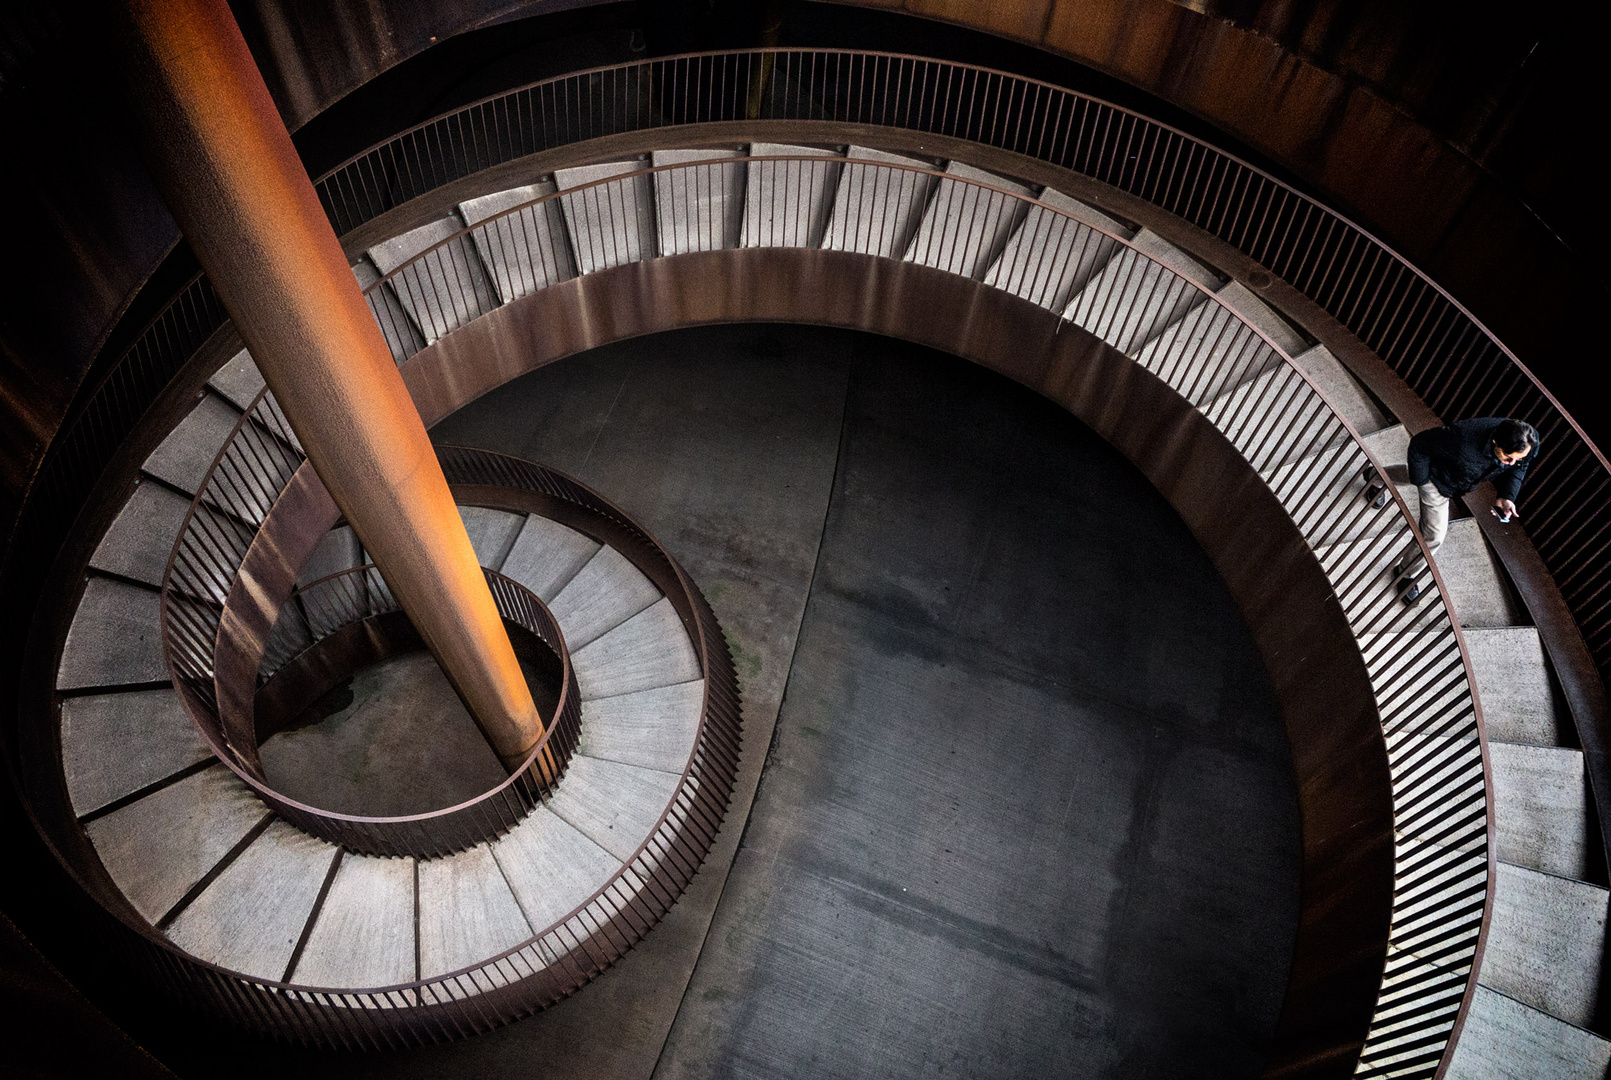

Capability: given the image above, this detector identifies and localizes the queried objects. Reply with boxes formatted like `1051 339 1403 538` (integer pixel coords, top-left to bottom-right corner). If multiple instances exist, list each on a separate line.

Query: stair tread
1445 985 1611 1080
461 180 576 302
141 393 242 495
1463 627 1562 745
546 753 683 863
822 145 936 259
416 843 532 980
578 678 706 774
554 160 656 274
58 577 167 690
207 348 266 412
1064 231 1211 355
652 147 745 254
1289 343 1390 437
572 596 701 701
166 819 334 980
493 804 623 934
61 688 212 817
1437 519 1528 629
741 142 843 249
368 215 498 343
1480 861 1608 1027
296 525 363 591
500 515 601 602
292 852 416 989
904 160 1032 280
982 187 1123 313
548 546 661 651
457 506 524 571
89 481 192 588
1490 741 1588 879
85 765 266 923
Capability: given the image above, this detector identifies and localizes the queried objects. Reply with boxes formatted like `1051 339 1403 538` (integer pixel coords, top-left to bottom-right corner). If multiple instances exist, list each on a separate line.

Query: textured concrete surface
823 145 936 258
500 514 600 601
166 821 334 980
1446 986 1611 1080
1288 343 1390 436
1438 519 1528 628
983 188 1124 312
1481 862 1609 1027
58 577 168 690
548 546 661 650
651 148 745 254
368 215 497 343
461 180 575 301
141 392 242 495
135 327 1296 1080
89 480 193 587
60 688 212 817
554 160 656 274
1490 741 1589 878
1464 627 1563 746
457 506 524 570
494 805 621 934
293 853 417 989
578 679 705 774
740 143 842 249
906 159 1032 279
258 652 507 817
207 348 266 411
1066 235 1210 354
546 754 682 863
570 597 701 700
417 843 532 980
85 766 267 924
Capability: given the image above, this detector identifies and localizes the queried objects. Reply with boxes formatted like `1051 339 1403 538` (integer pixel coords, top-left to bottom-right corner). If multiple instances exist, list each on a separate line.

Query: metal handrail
350 156 1487 1073
308 49 1609 676
142 444 740 1048
91 157 1473 1061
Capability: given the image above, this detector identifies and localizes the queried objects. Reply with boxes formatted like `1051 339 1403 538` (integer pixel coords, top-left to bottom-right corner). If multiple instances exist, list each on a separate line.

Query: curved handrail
134 157 1482 1058
306 49 1608 677
353 156 1488 1070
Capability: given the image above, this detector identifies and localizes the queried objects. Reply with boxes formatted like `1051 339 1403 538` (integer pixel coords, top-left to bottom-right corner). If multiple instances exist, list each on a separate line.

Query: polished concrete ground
138 324 1300 1079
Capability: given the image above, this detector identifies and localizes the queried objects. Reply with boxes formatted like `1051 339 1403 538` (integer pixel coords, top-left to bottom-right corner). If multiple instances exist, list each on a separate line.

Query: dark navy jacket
1407 417 1536 501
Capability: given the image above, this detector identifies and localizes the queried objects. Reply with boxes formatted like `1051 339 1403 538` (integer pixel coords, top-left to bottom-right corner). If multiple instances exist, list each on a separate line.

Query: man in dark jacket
1390 417 1538 599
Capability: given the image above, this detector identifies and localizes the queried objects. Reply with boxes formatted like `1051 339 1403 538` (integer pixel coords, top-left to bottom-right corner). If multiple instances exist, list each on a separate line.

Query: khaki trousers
1400 482 1449 576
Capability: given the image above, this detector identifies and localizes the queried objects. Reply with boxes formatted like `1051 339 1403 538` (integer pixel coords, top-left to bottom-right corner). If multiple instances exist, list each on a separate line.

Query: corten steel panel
394 246 1393 1077
114 0 543 768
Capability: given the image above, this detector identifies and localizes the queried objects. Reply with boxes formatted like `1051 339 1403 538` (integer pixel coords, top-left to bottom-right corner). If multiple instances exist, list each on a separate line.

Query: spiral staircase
8 44 1611 1080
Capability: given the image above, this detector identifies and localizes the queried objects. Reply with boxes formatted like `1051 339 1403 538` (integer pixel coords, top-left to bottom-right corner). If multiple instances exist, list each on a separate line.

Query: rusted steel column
114 0 544 769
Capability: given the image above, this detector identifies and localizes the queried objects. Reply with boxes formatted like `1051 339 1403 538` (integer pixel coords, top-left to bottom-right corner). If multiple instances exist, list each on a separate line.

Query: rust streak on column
115 0 543 770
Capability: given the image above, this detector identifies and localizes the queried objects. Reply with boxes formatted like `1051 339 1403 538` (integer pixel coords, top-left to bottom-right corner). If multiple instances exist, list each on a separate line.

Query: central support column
115 0 544 770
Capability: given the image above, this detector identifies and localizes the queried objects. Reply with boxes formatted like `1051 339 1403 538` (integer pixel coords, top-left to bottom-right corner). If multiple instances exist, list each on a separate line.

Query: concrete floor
136 324 1300 1079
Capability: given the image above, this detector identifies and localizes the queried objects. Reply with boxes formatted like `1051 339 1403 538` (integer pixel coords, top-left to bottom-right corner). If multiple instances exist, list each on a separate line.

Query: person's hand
1493 498 1518 522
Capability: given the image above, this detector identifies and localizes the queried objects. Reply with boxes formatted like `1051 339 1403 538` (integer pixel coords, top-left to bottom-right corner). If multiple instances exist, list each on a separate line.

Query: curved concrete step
1489 742 1589 879
501 514 602 602
461 179 576 302
571 596 702 701
982 187 1128 313
1064 228 1221 355
141 392 245 496
58 577 167 690
822 145 936 259
1445 986 1611 1080
290 851 416 989
457 506 525 571
555 160 657 274
368 214 500 344
1478 862 1607 1028
90 480 192 588
1464 627 1564 746
82 764 268 924
740 143 843 249
904 160 1032 280
547 544 661 651
60 687 213 818
165 819 336 981
652 148 746 254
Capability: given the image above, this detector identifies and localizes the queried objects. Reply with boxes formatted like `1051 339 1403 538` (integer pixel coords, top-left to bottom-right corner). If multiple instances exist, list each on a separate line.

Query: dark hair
1494 419 1539 455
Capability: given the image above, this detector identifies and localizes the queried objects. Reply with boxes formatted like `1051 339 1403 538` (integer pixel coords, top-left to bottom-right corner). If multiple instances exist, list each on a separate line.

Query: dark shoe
1401 583 1421 605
